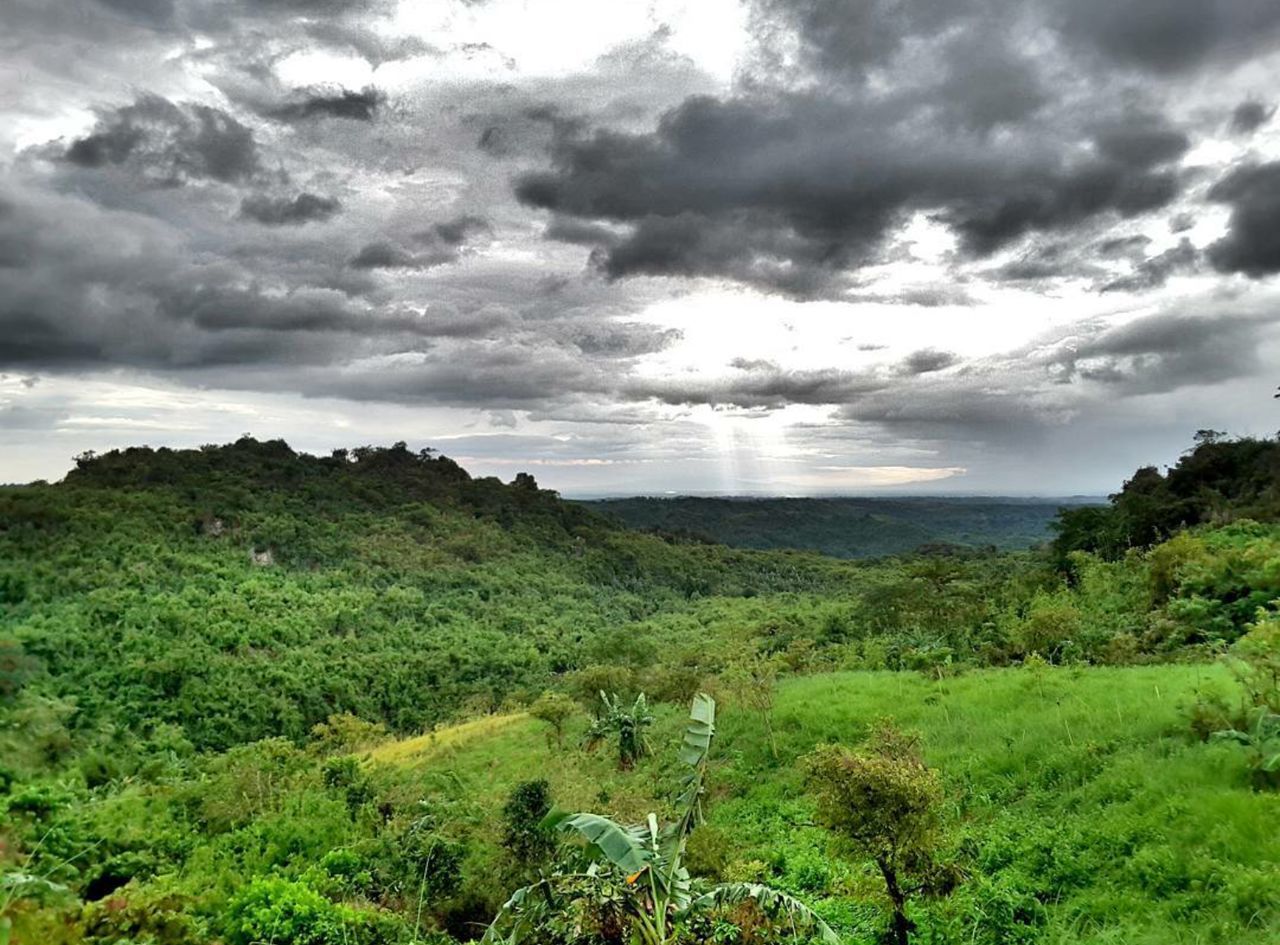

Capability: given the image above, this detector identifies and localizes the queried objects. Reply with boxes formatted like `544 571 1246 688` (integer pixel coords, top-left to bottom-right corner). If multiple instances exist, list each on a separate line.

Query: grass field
369 664 1278 944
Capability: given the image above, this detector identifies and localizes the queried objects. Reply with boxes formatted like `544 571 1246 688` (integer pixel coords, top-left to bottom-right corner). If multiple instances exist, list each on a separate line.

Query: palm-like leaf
552 812 657 875
678 693 716 768
486 694 839 945
481 879 551 945
684 882 841 945
670 693 716 846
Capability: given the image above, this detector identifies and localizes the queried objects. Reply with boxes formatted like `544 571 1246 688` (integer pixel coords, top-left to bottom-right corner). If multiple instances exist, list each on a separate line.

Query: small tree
308 713 388 755
726 656 780 761
1233 617 1280 714
584 692 654 769
502 780 556 876
529 691 576 747
804 722 951 945
1211 618 1280 788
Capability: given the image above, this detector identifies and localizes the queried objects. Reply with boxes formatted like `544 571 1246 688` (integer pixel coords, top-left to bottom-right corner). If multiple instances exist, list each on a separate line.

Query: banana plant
584 692 655 770
1212 707 1280 789
483 694 839 945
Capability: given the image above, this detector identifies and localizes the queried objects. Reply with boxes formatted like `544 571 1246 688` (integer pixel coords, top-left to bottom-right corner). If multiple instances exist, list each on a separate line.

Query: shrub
322 755 373 819
79 886 204 945
501 779 555 875
223 876 398 945
309 714 389 754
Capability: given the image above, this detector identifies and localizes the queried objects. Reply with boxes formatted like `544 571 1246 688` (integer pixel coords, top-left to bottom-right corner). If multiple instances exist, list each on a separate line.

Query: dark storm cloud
1207 162 1280 277
1230 101 1275 135
0 190 513 376
95 0 176 25
934 33 1048 133
1092 115 1190 168
1100 238 1199 292
515 84 1189 297
350 218 491 271
628 364 887 409
1047 307 1275 393
296 342 616 407
427 215 491 246
158 284 400 336
754 0 1280 79
1052 0 1280 73
748 0 962 81
556 323 682 358
349 242 420 270
263 87 384 123
504 0 1280 297
944 162 1180 258
897 349 959 375
63 95 260 185
239 192 341 225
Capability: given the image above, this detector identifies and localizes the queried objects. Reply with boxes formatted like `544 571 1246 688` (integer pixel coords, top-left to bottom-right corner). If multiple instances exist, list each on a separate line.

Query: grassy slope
375 664 1278 945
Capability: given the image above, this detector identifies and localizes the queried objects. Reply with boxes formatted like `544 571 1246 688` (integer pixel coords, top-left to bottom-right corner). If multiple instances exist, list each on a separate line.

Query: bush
79 886 204 945
223 876 400 945
502 779 555 875
684 825 732 880
322 755 373 818
1013 598 1082 663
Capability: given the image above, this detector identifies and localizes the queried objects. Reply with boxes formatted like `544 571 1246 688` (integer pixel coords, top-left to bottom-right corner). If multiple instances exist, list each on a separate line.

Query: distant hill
578 495 1099 558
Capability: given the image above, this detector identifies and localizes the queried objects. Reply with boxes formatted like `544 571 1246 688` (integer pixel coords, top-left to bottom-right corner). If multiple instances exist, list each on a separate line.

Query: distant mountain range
577 495 1102 558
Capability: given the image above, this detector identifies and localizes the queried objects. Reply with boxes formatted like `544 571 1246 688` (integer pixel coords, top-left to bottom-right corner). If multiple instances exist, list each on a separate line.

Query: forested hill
578 495 1086 558
0 437 858 750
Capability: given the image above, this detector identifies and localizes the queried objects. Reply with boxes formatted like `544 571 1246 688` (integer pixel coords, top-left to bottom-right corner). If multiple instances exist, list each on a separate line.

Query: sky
2 0 1279 495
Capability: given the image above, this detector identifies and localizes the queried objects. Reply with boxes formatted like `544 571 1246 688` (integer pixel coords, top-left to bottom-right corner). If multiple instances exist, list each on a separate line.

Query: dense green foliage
0 438 852 751
1052 432 1280 565
581 496 1080 558
3 436 1279 944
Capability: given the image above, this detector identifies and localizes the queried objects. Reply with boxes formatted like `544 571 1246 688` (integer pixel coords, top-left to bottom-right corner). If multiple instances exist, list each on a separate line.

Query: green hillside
578 496 1080 558
2 436 1279 945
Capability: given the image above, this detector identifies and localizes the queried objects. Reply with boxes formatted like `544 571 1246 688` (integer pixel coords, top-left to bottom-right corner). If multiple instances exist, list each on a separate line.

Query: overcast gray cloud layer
1 0 1279 492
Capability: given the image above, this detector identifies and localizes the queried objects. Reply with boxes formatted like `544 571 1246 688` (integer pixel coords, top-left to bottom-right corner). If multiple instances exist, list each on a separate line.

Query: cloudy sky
2 0 1279 494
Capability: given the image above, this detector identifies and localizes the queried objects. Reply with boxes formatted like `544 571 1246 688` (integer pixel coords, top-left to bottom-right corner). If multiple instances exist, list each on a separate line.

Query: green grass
367 664 1278 944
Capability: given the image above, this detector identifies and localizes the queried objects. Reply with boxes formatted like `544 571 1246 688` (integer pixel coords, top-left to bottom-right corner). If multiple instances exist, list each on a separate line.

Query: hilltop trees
1051 433 1280 567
